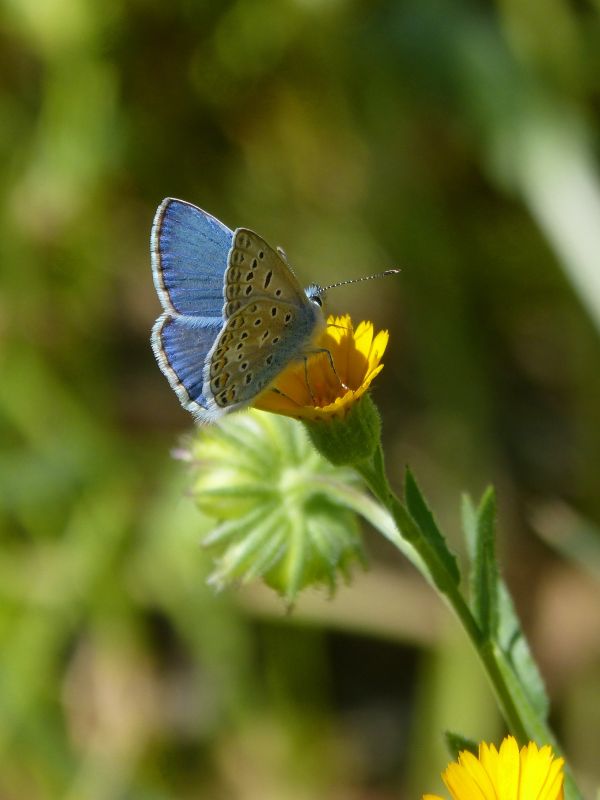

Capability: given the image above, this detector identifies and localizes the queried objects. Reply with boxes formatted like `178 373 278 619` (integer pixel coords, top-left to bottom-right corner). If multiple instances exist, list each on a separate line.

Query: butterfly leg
327 321 352 333
308 347 349 392
270 387 303 406
303 356 317 403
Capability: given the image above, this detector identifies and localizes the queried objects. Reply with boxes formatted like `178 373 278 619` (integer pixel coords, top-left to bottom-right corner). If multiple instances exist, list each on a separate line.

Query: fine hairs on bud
320 268 400 293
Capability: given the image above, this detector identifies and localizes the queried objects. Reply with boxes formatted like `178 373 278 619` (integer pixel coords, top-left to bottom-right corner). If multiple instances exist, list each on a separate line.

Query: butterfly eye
311 296 323 307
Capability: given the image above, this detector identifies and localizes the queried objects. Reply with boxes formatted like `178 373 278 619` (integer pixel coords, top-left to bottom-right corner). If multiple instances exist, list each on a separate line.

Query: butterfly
150 198 329 423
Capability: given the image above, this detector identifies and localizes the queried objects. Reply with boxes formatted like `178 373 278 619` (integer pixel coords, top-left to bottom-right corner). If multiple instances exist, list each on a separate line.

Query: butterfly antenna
320 268 401 292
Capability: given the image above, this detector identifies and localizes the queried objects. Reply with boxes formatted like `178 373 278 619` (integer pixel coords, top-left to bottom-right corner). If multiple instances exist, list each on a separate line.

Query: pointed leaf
468 487 499 638
461 493 478 562
488 641 553 740
404 468 460 584
464 490 550 720
496 581 549 720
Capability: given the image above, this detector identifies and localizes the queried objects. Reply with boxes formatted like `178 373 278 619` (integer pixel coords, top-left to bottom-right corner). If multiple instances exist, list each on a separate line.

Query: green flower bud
185 410 365 602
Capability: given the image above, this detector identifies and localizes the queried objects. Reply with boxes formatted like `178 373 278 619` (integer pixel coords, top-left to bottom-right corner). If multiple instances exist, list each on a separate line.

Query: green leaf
496 581 549 720
463 490 549 720
467 487 499 638
461 494 478 562
488 641 552 741
404 468 460 585
444 731 479 760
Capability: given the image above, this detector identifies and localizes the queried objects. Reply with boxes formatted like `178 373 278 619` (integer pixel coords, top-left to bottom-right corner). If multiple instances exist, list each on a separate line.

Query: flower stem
356 444 582 800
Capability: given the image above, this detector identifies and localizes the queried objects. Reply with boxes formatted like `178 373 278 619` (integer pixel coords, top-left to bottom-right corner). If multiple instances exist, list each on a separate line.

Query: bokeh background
1 0 600 797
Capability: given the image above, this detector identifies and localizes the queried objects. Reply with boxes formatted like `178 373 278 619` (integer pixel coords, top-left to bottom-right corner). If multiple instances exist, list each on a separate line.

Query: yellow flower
254 314 389 422
424 737 564 800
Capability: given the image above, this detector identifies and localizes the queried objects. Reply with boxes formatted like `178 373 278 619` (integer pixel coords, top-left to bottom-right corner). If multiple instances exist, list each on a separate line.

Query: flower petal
428 738 565 800
349 321 374 387
478 742 500 786
457 750 498 800
253 315 388 421
497 736 520 800
443 760 488 800
369 329 389 368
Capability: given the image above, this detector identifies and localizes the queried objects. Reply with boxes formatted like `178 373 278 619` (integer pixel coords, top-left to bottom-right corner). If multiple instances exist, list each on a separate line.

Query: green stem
356 444 582 800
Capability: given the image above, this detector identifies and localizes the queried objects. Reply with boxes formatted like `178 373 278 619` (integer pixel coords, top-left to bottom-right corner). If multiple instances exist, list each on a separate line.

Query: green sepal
303 393 381 466
267 500 364 602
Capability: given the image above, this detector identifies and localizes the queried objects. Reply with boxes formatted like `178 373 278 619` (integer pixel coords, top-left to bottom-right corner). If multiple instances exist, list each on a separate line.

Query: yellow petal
497 736 520 800
456 750 498 800
537 764 564 800
353 319 374 358
369 329 389 368
478 742 500 785
443 761 488 800
360 363 384 392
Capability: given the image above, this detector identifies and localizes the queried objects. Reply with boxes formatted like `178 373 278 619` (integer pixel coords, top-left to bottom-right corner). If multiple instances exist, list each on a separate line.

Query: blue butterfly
151 198 327 423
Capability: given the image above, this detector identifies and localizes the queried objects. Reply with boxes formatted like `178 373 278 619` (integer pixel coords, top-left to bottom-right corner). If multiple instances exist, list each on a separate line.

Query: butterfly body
151 198 325 422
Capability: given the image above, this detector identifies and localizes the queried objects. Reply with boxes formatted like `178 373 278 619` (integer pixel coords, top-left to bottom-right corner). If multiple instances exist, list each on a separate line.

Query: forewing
151 198 232 317
222 228 307 318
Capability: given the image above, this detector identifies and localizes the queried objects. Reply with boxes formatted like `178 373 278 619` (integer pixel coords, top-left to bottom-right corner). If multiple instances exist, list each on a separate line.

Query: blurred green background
1 0 600 797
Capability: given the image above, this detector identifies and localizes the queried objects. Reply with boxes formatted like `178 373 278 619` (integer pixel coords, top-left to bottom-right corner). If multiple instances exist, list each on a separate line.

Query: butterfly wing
151 199 233 422
152 314 223 421
151 198 232 316
202 228 322 413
